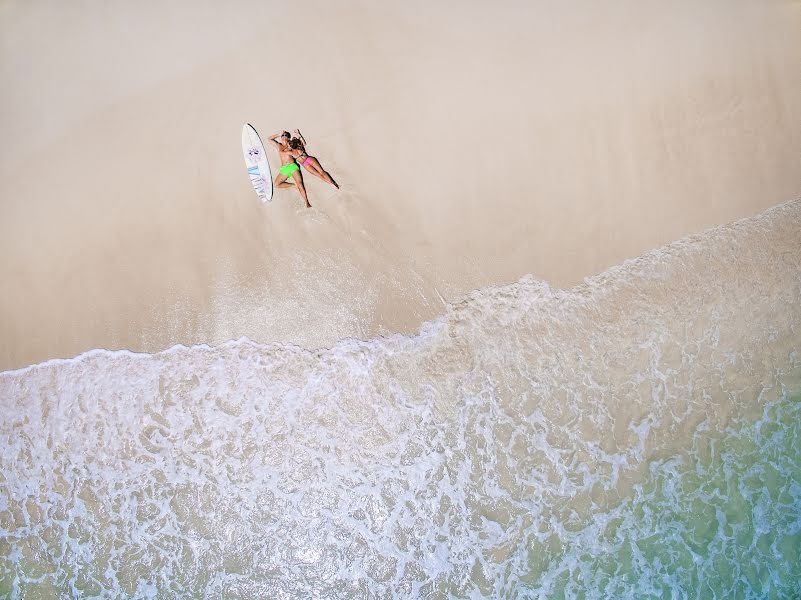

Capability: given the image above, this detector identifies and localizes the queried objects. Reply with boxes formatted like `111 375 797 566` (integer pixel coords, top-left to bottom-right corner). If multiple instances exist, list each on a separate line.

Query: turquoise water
529 387 801 599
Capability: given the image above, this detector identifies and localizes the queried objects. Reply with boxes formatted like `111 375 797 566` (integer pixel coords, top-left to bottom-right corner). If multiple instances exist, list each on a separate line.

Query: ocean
2 200 799 598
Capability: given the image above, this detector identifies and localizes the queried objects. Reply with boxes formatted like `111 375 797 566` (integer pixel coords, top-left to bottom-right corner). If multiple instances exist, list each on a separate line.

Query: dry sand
1 0 800 371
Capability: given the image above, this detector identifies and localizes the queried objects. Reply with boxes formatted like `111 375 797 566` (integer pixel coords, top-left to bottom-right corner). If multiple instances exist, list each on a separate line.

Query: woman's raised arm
293 129 308 149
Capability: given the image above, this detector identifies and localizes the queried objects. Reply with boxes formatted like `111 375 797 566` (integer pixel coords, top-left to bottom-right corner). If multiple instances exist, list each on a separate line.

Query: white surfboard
242 123 273 202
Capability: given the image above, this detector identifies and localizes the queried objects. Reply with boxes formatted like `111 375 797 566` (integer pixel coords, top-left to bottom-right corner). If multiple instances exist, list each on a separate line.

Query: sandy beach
2 0 800 370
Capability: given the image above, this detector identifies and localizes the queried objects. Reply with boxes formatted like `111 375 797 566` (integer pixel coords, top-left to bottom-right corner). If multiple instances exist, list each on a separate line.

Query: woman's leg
301 161 328 184
305 157 339 188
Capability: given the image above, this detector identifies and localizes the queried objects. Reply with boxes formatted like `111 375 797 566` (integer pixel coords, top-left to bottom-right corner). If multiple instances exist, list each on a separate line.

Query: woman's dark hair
281 131 291 139
289 138 303 150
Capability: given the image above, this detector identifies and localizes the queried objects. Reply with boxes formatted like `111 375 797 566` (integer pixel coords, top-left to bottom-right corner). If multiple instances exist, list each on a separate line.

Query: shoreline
3 196 797 374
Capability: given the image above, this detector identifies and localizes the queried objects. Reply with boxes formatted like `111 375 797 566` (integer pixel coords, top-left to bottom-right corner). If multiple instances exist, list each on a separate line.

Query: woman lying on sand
267 131 311 208
287 129 339 189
